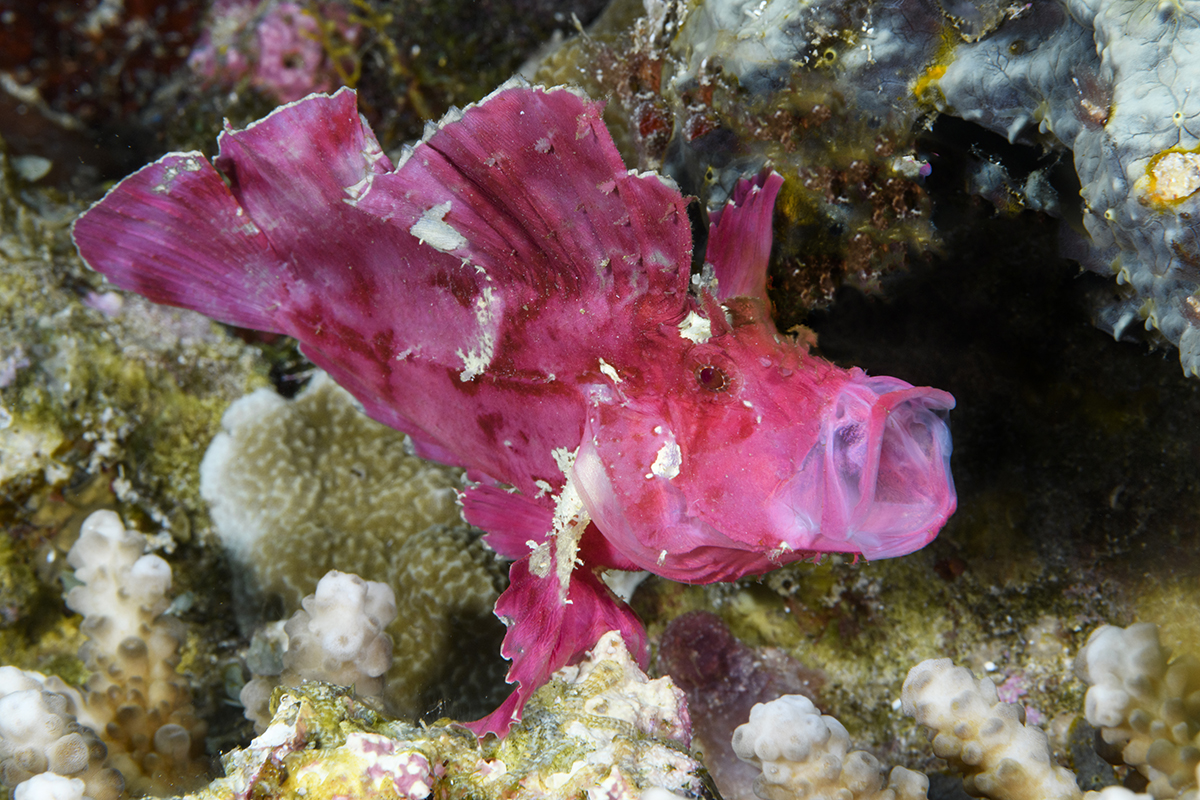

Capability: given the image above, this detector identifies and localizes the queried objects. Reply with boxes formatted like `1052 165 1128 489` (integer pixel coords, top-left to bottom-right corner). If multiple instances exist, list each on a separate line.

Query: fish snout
790 374 956 559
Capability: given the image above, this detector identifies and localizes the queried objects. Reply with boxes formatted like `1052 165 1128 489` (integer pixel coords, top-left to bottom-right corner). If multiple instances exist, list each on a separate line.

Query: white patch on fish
410 201 468 253
456 285 498 380
678 310 712 343
650 436 682 480
598 358 622 383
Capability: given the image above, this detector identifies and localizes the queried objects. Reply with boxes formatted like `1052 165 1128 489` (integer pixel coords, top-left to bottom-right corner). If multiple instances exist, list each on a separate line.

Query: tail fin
72 150 292 333
72 88 389 334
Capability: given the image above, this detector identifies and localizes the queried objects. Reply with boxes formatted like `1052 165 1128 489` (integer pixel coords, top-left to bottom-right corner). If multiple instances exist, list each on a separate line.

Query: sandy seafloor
1 0 1198 798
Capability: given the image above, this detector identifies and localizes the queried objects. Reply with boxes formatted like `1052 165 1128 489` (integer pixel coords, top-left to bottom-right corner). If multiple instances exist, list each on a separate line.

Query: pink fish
72 82 956 734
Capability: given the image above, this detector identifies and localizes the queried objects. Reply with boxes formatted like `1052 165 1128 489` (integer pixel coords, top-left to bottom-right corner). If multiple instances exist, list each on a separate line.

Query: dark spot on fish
431 269 478 308
478 411 504 443
695 364 728 392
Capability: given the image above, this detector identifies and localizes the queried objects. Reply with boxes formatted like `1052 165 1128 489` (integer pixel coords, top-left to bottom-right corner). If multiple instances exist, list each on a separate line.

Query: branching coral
0 668 121 800
738 687 1155 800
1074 623 1200 798
733 694 930 800
901 658 1080 800
64 510 209 795
240 570 396 731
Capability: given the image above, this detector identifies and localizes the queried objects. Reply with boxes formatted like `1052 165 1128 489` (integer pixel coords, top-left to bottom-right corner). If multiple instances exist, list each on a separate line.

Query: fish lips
572 374 956 581
780 374 957 561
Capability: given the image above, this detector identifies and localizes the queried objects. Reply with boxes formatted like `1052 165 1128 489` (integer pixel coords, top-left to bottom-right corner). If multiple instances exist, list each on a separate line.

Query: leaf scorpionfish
73 81 956 734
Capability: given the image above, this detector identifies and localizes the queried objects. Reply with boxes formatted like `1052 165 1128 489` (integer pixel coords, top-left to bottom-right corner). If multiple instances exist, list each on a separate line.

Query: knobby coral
1075 623 1200 798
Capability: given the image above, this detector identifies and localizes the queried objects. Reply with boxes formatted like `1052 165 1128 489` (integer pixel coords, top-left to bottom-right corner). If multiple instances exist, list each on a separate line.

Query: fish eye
695 364 728 392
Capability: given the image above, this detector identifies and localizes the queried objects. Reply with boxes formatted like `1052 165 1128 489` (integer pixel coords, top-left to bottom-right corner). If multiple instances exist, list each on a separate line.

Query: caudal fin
72 88 393 334
72 151 293 333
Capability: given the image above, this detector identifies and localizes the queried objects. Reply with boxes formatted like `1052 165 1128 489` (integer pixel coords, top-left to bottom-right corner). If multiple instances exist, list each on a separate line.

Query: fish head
571 308 956 582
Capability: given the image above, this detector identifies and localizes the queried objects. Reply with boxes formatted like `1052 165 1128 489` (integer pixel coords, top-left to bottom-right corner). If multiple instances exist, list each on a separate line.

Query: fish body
73 82 955 733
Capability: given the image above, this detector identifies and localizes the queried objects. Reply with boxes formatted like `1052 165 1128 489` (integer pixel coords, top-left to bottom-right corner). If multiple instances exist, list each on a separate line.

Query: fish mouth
782 373 956 559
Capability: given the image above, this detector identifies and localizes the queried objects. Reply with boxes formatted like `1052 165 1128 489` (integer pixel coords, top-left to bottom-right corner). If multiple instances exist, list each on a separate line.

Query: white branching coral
0 667 121 800
64 510 207 795
240 570 397 730
1074 623 1200 798
732 695 930 800
901 659 1080 800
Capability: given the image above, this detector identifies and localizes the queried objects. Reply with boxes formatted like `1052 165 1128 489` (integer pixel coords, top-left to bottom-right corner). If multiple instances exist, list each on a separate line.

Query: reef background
1 0 1198 795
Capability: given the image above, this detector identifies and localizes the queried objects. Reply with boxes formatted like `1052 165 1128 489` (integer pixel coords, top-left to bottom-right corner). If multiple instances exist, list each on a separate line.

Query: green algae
0 133 272 756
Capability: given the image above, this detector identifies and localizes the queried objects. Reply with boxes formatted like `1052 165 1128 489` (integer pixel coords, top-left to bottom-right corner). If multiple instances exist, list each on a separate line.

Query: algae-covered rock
190 632 702 800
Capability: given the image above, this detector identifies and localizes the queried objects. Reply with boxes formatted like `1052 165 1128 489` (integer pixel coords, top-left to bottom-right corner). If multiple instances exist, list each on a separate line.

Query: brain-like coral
200 372 467 609
199 373 508 719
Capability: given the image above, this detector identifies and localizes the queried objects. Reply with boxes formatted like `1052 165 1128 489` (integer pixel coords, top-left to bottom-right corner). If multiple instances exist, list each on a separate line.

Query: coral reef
240 570 396 731
188 0 361 104
1075 624 1200 798
533 0 1200 372
535 0 941 315
733 694 930 800
925 0 1200 376
198 372 509 720
4 2 1200 800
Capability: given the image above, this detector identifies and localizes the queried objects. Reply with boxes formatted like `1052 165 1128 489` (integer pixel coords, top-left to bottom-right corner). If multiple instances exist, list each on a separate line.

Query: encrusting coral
1075 623 1200 798
198 372 509 719
179 630 701 800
